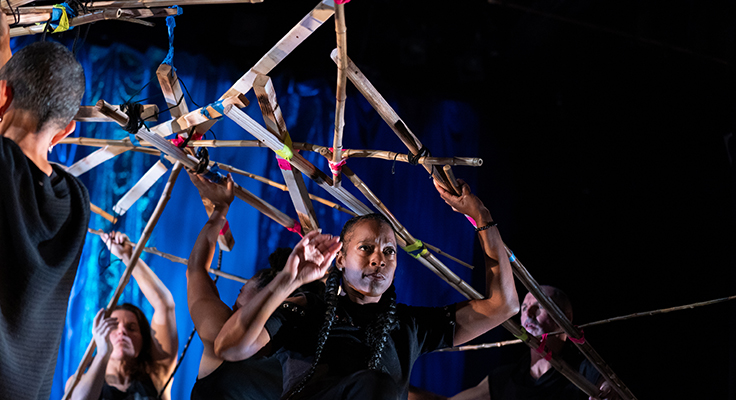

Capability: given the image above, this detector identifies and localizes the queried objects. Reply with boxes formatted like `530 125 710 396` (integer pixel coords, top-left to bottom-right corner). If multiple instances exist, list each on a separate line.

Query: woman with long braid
210 176 519 399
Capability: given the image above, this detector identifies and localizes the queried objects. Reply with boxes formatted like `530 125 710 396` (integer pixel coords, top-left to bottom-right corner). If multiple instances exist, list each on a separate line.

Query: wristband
475 221 497 232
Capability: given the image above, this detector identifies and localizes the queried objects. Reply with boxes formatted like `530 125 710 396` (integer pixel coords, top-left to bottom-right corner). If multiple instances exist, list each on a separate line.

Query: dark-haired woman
66 232 178 400
187 170 297 400
210 176 519 400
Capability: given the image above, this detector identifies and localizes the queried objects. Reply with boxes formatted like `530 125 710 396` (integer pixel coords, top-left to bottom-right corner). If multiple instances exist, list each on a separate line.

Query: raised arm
66 309 118 400
434 179 519 346
213 230 342 361
101 232 178 368
0 14 11 67
186 172 237 345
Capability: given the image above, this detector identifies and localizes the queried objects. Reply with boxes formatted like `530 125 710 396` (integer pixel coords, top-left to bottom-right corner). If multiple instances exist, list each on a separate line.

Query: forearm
69 355 109 400
129 258 175 313
476 211 518 316
214 271 301 360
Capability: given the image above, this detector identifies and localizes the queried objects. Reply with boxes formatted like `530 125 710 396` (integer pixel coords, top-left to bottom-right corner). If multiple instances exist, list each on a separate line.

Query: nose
370 251 386 267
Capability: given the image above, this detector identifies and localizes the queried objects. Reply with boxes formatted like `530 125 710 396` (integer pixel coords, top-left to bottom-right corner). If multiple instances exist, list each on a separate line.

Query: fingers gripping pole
63 162 184 400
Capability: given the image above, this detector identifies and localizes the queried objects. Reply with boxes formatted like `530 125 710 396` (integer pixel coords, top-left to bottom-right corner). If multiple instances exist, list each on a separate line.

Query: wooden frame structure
52 0 636 399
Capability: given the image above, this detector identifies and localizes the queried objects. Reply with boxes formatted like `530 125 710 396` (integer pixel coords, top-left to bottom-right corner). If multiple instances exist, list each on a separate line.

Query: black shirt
190 358 283 400
0 137 90 400
265 293 456 400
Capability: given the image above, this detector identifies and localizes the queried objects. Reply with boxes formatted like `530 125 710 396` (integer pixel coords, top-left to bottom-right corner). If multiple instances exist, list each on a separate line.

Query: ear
335 250 344 271
0 80 13 116
50 120 76 146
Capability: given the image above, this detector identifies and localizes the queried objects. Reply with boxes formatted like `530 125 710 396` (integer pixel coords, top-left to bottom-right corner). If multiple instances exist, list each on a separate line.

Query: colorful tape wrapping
402 239 429 259
513 326 529 342
49 3 75 33
219 220 230 236
335 0 351 3
328 159 346 175
203 163 223 183
569 328 586 344
286 220 303 237
465 214 477 227
277 157 292 171
509 252 517 263
275 134 294 160
201 100 225 120
128 134 141 147
536 333 553 361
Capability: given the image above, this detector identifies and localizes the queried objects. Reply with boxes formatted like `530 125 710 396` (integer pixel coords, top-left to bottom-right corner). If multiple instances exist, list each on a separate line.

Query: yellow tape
52 4 71 33
513 326 529 342
275 134 294 160
402 239 428 259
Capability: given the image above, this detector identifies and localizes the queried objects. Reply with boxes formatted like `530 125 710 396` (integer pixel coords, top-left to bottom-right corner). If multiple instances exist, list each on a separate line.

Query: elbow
213 336 252 362
505 297 520 319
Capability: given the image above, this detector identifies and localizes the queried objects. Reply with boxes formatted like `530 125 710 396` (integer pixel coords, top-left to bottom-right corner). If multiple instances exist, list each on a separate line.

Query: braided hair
287 213 399 398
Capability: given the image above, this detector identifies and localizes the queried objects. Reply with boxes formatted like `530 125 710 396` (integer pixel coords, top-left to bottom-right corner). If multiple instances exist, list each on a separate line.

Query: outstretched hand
283 230 342 286
433 178 489 223
91 309 117 357
100 231 133 260
188 171 234 211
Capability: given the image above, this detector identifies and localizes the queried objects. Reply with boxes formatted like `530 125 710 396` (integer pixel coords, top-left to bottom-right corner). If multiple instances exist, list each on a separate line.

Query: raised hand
91 309 117 358
100 231 133 260
283 230 342 286
188 171 234 211
433 178 489 223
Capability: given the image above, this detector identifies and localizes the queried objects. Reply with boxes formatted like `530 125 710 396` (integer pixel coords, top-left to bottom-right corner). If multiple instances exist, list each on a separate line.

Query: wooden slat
254 74 319 234
75 104 158 123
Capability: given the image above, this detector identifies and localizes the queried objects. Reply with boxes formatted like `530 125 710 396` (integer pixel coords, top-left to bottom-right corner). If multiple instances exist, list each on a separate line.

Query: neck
529 334 567 380
105 358 134 387
342 283 381 305
0 111 53 175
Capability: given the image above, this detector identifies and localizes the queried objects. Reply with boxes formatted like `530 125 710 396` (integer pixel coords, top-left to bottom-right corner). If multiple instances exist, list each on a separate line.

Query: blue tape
200 100 225 120
159 153 173 169
49 3 76 32
128 134 141 147
203 165 223 183
509 253 517 263
161 6 182 66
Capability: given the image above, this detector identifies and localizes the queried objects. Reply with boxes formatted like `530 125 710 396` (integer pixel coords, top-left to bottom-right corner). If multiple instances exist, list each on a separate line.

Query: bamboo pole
90 202 118 224
63 162 183 400
225 107 373 216
329 49 456 193
505 249 636 400
87 228 248 284
443 165 462 196
331 2 347 187
438 293 736 352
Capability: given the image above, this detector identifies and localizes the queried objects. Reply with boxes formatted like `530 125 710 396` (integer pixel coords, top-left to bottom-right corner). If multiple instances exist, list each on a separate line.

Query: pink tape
569 328 586 344
219 220 230 236
287 220 303 237
465 215 477 227
329 159 346 175
277 158 292 171
171 136 185 147
335 0 350 3
536 333 552 361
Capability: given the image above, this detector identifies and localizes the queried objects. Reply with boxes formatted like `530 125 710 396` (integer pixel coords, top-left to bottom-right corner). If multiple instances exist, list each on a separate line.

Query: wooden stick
439 293 736 352
443 165 462 196
87 228 248 284
225 107 373 215
90 202 118 224
213 162 357 217
84 0 264 9
253 74 320 234
422 242 474 270
331 2 347 187
63 162 183 400
505 248 636 400
329 49 456 193
156 63 189 119
75 104 158 123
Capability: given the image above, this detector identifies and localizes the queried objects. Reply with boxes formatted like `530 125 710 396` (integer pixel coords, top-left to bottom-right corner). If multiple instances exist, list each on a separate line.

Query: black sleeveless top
100 374 159 400
190 358 283 400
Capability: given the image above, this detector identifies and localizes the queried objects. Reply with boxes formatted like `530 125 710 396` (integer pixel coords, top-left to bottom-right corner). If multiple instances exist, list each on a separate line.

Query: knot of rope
407 146 430 166
194 146 210 174
120 102 145 134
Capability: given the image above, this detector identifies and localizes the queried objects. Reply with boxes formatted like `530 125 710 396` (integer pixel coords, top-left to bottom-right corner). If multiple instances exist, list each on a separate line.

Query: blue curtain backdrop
10 36 482 399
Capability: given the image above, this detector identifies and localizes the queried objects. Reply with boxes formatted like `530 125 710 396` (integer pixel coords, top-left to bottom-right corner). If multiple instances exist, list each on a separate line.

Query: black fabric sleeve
264 301 309 341
403 304 457 354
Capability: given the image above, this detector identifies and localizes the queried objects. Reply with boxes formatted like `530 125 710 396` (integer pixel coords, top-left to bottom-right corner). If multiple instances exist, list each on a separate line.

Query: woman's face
110 309 144 361
336 219 397 304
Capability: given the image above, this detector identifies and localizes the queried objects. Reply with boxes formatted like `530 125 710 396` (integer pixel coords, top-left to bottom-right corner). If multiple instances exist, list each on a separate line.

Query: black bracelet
475 221 498 232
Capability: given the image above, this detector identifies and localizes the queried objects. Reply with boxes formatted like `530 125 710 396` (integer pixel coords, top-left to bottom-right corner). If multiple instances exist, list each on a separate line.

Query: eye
358 244 372 252
383 247 396 256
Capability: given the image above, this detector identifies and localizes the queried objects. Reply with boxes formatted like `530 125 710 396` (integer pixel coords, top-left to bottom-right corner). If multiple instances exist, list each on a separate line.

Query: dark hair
338 213 394 250
112 303 155 379
0 41 84 131
288 214 398 398
250 247 293 290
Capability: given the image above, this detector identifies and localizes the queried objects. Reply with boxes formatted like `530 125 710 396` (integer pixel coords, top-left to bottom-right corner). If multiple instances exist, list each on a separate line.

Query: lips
364 272 386 280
